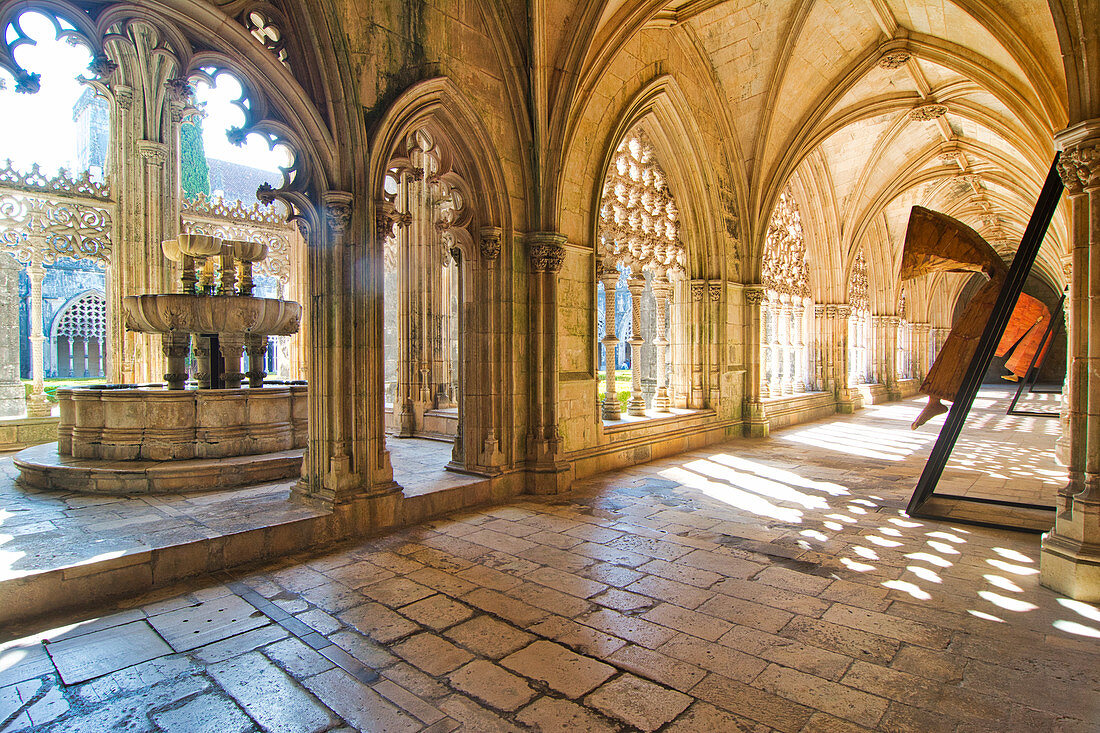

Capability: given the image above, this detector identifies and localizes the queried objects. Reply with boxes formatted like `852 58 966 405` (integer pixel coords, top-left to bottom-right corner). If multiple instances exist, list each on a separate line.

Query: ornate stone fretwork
0 160 110 201
242 8 290 67
878 49 911 69
761 187 813 396
763 188 809 300
596 129 687 417
909 104 949 121
0 194 113 264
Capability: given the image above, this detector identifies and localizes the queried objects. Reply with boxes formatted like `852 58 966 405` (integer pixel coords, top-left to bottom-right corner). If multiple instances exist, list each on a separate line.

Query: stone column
627 275 647 416
526 233 569 493
884 315 901 400
835 305 855 412
192 336 212 389
599 261 622 420
743 286 768 437
760 298 771 399
246 334 269 388
219 334 245 389
779 296 793 395
690 281 705 407
813 304 828 395
475 228 505 471
26 256 49 417
0 254 25 416
708 281 722 406
1041 125 1100 600
793 302 806 393
162 332 190 390
652 275 673 413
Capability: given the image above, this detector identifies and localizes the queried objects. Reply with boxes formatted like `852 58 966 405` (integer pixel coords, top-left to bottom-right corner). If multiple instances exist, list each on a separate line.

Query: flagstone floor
0 389 1096 732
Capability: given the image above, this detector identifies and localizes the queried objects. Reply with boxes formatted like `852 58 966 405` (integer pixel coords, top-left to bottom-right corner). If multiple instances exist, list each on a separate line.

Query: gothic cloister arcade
0 0 1098 729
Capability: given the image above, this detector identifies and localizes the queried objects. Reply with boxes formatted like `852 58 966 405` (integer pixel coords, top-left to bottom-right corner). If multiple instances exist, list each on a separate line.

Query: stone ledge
14 442 304 494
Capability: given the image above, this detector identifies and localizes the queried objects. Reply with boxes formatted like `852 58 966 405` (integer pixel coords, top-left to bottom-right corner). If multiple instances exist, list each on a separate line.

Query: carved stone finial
878 49 911 69
14 70 40 95
88 54 118 79
909 104 949 121
165 76 194 105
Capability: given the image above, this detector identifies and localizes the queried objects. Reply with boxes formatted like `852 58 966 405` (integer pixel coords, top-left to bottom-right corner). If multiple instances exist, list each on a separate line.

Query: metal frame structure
907 156 1064 531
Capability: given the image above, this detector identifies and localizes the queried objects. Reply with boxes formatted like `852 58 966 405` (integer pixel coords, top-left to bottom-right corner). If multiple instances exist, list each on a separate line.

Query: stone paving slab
0 393 1095 731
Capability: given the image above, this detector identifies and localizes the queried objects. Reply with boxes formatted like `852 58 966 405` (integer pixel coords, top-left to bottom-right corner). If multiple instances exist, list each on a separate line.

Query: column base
1040 497 1100 601
601 398 622 421
527 462 572 494
26 395 51 418
744 400 769 438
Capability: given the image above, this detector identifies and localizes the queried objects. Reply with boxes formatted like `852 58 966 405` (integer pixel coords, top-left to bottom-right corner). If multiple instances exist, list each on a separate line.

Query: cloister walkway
0 387 1095 731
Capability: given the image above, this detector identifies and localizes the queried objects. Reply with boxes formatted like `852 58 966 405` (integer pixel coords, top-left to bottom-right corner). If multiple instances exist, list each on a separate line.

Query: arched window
761 187 813 397
848 248 871 384
52 290 105 377
596 129 685 420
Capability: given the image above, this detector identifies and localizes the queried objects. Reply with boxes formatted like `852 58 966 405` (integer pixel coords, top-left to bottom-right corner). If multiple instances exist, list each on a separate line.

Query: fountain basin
56 385 307 461
123 293 300 336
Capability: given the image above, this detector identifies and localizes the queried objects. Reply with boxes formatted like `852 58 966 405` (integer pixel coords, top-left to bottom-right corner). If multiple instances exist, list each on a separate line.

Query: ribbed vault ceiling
578 0 1069 322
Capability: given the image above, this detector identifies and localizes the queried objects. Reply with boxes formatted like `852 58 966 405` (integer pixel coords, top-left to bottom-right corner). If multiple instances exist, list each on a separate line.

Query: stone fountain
14 234 307 493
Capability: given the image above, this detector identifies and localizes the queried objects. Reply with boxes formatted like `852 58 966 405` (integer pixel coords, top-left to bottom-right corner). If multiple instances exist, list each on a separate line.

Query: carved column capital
708 282 722 302
322 191 353 239
691 281 705 302
479 226 502 261
743 285 767 306
526 232 566 273
114 85 133 111
137 141 168 166
375 201 396 242
1055 121 1100 192
835 305 852 319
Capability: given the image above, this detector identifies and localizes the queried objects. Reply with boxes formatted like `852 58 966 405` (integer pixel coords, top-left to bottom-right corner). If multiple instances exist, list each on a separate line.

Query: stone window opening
382 129 464 442
596 129 685 422
51 289 104 378
848 247 872 384
761 187 815 397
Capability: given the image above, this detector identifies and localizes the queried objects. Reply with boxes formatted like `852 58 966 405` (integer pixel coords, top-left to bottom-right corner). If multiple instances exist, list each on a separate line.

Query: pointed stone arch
367 77 517 480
